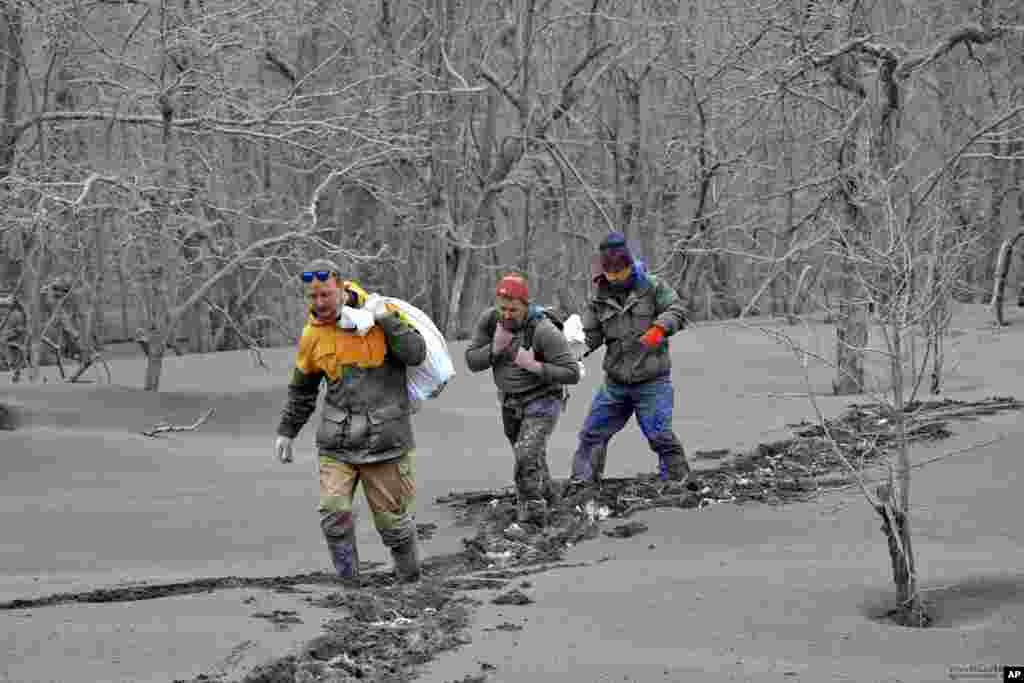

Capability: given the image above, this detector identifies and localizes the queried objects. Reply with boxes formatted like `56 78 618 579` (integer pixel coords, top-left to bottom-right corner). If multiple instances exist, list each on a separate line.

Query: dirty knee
375 511 414 548
320 510 355 539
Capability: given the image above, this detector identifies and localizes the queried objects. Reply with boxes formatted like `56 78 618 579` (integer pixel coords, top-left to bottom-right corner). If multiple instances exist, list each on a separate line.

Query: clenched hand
492 322 514 355
513 347 543 374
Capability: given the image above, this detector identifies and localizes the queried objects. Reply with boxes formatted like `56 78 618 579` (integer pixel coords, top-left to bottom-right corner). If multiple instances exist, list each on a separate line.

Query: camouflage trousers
501 393 563 505
317 450 416 550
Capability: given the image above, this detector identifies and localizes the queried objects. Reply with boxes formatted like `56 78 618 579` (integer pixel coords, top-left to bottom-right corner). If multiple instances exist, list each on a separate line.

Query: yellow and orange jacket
276 290 426 464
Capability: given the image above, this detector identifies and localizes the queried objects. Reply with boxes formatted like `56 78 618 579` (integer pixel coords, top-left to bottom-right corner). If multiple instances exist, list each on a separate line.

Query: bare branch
263 49 297 84
478 63 523 112
305 150 400 226
202 297 267 370
540 42 614 135
141 409 215 438
12 111 266 139
441 44 468 90
545 140 615 232
912 105 1024 209
895 24 1008 78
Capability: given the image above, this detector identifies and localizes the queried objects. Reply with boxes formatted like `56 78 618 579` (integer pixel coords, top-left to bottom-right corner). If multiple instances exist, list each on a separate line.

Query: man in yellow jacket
274 259 427 582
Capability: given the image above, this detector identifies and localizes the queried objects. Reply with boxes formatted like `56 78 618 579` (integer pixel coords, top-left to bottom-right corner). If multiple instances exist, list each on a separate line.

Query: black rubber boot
390 537 420 584
326 536 359 578
658 453 691 482
321 511 359 579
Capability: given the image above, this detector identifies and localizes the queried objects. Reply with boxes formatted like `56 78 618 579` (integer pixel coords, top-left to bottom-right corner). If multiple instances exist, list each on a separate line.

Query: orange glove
640 324 666 348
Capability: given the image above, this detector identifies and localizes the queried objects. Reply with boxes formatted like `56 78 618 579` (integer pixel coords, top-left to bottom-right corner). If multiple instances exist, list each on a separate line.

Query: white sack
368 294 455 411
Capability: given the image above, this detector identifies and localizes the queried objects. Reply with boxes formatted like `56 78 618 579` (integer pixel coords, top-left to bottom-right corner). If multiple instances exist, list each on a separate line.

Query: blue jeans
570 376 688 482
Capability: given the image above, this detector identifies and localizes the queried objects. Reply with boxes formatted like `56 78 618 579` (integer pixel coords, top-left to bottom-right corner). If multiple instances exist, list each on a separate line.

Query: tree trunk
144 0 178 391
22 231 46 383
923 224 951 396
1015 134 1024 310
143 338 166 392
445 239 471 339
875 481 929 627
426 0 459 335
117 255 131 340
990 230 1024 326
779 89 798 318
832 40 870 395
788 264 813 322
833 170 870 394
0 4 22 180
884 274 921 624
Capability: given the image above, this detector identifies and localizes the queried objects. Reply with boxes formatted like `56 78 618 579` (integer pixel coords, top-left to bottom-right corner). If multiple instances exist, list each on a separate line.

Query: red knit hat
495 273 529 303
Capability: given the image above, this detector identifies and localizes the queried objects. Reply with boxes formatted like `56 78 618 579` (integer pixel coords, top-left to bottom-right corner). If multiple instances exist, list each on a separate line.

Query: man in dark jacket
465 273 582 528
570 232 691 488
274 259 427 582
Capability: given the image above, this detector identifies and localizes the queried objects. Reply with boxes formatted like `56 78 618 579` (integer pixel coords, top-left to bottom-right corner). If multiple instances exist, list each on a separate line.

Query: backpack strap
523 315 539 353
524 308 563 355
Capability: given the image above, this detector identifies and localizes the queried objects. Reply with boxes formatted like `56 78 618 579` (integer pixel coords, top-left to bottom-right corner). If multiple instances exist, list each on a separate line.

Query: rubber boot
658 450 691 483
325 536 359 579
390 537 420 584
563 478 598 508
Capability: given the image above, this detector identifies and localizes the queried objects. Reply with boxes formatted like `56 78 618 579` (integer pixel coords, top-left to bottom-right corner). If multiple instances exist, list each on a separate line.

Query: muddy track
0 571 370 611
5 397 1019 683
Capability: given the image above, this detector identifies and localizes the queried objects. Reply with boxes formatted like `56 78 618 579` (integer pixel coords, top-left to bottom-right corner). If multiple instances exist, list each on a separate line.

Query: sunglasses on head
301 271 335 283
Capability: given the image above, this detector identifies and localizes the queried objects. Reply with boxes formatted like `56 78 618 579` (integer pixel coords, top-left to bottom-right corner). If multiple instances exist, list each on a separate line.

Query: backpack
525 308 565 360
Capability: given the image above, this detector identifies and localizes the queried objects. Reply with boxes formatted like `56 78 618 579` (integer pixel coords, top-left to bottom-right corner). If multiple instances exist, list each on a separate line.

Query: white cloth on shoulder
337 306 375 336
563 313 587 360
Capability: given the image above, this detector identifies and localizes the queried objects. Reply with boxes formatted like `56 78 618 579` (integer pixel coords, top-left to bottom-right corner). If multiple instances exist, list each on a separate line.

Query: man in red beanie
465 272 581 528
570 232 691 490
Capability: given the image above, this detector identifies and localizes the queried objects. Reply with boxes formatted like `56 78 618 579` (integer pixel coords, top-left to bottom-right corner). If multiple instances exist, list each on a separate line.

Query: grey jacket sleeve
651 278 688 336
465 308 498 373
276 368 322 439
534 320 581 385
582 300 605 352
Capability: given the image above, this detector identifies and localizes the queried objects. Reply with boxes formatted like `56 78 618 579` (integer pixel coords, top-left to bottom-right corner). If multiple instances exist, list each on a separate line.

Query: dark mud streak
0 570 383 611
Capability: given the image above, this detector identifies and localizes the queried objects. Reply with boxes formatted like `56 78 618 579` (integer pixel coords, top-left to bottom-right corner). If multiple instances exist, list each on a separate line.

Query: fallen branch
141 409 215 438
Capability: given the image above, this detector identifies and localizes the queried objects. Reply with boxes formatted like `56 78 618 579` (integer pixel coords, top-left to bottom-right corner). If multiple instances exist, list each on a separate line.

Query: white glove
577 360 586 379
338 305 375 336
274 435 294 463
